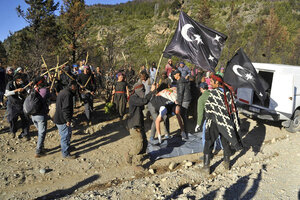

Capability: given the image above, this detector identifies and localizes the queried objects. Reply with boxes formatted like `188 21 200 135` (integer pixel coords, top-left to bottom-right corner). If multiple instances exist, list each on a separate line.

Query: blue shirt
178 65 191 78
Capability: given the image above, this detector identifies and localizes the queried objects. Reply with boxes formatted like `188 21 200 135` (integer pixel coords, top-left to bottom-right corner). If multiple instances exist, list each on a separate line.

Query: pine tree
263 8 289 63
104 33 116 68
60 0 89 63
16 0 59 68
5 29 32 67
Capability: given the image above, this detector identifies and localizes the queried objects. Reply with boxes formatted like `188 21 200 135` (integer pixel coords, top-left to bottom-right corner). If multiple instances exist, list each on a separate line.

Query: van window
252 71 273 107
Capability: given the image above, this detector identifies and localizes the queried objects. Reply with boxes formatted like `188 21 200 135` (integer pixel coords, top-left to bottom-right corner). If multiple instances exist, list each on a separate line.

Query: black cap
199 82 208 90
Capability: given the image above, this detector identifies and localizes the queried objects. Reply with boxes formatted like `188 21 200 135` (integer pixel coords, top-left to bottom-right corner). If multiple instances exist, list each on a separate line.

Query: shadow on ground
35 174 99 200
201 164 266 200
45 119 129 157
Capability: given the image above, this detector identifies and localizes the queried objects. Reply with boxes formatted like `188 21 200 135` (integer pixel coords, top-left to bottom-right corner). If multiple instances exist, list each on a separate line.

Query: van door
270 73 294 118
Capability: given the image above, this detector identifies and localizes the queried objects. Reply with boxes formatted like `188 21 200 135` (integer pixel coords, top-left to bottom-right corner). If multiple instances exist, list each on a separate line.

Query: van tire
286 110 300 133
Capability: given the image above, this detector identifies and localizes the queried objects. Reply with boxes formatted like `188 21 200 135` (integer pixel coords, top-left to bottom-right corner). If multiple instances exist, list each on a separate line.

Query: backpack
23 90 43 115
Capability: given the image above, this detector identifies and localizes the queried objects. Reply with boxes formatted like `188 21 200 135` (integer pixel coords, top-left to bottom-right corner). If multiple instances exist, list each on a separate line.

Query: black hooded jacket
127 92 153 129
53 88 74 125
5 81 27 120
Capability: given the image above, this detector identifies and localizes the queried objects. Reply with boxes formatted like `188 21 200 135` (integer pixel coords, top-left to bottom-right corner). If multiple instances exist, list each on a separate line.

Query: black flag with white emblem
163 11 227 72
223 48 267 102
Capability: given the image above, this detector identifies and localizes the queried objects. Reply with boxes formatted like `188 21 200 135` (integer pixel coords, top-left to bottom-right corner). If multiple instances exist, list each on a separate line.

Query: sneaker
149 138 158 145
64 155 76 159
158 134 162 144
164 134 169 139
18 132 29 140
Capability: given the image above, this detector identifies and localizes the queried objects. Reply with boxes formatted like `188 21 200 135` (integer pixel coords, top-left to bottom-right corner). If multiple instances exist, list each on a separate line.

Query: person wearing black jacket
126 82 155 168
0 62 5 108
78 66 96 125
202 74 243 174
31 77 50 158
53 81 77 159
174 70 192 138
4 74 30 139
14 67 29 86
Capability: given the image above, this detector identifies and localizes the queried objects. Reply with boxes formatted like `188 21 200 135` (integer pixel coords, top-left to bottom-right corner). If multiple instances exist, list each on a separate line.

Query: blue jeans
32 115 47 154
56 124 72 157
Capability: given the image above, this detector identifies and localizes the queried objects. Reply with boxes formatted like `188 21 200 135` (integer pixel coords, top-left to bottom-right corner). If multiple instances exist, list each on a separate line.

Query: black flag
163 11 227 72
223 48 267 102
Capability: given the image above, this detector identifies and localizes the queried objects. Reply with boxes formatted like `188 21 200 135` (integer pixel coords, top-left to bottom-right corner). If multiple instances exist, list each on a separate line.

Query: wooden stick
41 55 51 78
154 20 177 83
50 56 60 91
122 52 126 64
60 68 91 93
85 52 89 65
145 58 148 70
84 75 92 88
40 61 68 76
49 71 57 91
23 81 34 89
21 61 68 91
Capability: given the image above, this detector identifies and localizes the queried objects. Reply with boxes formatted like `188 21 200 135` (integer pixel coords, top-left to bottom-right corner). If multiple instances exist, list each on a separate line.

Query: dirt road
0 100 299 199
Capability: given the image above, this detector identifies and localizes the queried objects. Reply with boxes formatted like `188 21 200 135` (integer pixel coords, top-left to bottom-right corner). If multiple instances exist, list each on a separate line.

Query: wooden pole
122 52 127 65
154 20 177 83
50 56 60 91
41 55 51 78
40 61 68 77
84 75 92 88
145 58 148 71
21 61 68 91
60 67 91 93
85 52 89 65
23 81 34 89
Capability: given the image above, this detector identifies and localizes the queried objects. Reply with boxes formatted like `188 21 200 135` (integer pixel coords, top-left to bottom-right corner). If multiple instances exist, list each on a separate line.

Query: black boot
202 154 210 174
223 155 230 170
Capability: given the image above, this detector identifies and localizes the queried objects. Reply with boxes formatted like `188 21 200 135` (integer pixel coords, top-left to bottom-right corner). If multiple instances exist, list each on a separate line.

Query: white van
236 62 300 133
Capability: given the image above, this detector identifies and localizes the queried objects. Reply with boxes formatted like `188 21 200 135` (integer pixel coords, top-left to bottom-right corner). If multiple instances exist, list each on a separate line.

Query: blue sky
0 0 132 42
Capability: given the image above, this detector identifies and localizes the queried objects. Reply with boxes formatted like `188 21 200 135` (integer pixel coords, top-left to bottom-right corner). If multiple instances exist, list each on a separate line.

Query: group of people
1 57 242 174
123 58 242 174
1 60 104 158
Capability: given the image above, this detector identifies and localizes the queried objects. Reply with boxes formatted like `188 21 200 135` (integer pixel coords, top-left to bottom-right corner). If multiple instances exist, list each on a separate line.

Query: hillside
83 0 300 70
2 0 300 71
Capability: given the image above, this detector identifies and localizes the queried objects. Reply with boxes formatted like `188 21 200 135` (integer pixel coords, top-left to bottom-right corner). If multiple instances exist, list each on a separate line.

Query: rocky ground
0 99 299 200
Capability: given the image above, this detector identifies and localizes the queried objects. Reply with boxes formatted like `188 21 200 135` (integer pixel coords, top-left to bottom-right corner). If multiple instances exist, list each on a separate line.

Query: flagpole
154 20 177 83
